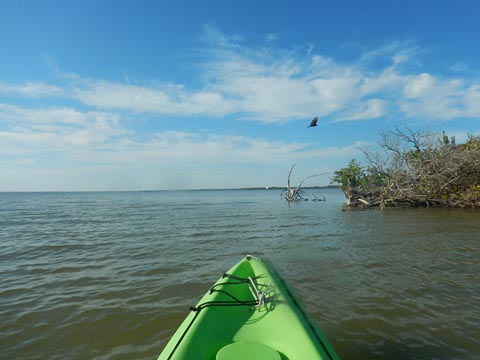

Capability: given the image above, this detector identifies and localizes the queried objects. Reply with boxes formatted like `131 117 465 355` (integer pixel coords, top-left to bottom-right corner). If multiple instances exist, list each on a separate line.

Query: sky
1 0 480 191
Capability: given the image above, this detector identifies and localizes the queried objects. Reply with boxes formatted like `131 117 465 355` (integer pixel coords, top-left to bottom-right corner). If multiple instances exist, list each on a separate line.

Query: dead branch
282 164 330 202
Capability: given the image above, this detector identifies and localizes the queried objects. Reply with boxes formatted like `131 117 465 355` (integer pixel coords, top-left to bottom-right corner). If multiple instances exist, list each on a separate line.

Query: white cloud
0 104 124 152
0 32 476 124
265 33 278 42
68 131 363 167
463 84 480 117
444 130 480 144
2 29 480 125
0 32 415 123
0 81 63 97
71 81 236 117
200 24 245 49
337 99 386 121
403 73 438 99
0 103 87 125
201 43 370 122
358 40 420 65
400 73 480 120
0 104 364 171
449 61 471 73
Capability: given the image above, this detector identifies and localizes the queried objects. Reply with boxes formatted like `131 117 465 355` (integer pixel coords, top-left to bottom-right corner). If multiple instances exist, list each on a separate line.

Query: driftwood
345 187 480 209
281 164 328 202
312 195 326 202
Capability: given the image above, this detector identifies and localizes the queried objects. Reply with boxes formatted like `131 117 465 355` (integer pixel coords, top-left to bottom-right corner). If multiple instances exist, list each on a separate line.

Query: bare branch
283 164 330 202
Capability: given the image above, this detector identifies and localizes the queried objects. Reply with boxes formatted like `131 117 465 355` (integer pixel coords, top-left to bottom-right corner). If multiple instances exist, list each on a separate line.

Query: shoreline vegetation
332 127 480 209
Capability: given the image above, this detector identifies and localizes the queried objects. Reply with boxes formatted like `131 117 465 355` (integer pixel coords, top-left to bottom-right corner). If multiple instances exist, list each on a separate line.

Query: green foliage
331 159 365 190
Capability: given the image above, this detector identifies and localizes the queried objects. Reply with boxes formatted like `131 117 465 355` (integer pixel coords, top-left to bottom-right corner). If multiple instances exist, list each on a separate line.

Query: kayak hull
158 255 339 360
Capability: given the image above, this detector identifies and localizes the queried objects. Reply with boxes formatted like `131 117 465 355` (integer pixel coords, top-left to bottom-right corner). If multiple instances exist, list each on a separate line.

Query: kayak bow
158 255 339 360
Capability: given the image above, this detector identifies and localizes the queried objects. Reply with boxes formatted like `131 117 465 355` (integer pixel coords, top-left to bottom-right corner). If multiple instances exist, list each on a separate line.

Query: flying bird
307 117 318 128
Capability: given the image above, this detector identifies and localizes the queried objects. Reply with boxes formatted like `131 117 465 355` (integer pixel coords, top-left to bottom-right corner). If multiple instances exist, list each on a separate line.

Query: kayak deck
158 255 338 360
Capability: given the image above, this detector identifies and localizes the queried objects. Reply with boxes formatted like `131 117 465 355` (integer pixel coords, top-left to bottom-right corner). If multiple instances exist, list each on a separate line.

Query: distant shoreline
0 185 342 193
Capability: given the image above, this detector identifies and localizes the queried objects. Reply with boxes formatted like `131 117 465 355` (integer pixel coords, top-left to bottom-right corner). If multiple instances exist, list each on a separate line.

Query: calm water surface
1 189 479 359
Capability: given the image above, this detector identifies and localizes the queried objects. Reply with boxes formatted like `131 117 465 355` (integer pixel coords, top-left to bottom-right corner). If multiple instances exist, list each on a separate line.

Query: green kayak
158 255 339 360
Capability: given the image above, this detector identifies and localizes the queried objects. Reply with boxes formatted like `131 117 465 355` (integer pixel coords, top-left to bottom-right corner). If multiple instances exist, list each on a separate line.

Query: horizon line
0 185 341 193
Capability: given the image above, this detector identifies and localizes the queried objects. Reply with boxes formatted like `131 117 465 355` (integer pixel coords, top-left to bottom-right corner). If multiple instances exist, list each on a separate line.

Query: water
1 189 479 359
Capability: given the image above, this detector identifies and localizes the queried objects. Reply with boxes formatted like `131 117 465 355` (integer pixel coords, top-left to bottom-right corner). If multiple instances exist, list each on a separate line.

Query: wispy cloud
265 33 278 42
2 28 480 124
73 81 236 116
0 102 364 165
0 81 63 97
336 99 387 122
199 31 480 122
449 61 474 74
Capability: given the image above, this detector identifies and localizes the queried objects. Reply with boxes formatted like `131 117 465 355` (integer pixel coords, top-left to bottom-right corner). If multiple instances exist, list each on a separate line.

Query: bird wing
308 117 318 127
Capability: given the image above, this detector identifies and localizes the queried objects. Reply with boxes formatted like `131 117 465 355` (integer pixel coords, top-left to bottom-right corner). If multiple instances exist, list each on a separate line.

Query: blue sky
1 0 479 191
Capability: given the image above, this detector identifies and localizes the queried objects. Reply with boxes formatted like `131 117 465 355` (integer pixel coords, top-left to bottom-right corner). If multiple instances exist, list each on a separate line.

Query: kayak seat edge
216 341 282 360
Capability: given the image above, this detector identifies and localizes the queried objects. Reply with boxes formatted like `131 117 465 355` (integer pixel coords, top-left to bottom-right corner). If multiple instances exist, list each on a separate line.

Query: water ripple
0 190 479 359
